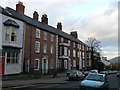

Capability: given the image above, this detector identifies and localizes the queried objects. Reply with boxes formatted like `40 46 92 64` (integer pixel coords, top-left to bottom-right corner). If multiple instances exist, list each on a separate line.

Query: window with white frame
6 52 19 64
44 32 47 40
68 40 70 45
82 45 84 50
36 29 40 38
77 51 80 58
5 27 17 42
83 60 85 67
68 50 70 56
73 50 76 57
80 44 81 50
77 44 79 49
50 59 54 69
73 60 76 67
50 34 54 41
64 47 67 56
73 42 75 48
34 59 39 70
43 43 47 53
35 41 40 53
60 46 62 55
50 45 54 54
61 37 63 42
80 51 81 58
83 52 85 58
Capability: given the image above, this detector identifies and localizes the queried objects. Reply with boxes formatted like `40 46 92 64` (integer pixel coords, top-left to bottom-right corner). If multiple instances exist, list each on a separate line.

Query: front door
42 58 48 74
24 59 29 73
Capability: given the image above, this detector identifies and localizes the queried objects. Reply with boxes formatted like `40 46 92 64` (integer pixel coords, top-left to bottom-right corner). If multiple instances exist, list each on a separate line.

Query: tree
86 37 102 70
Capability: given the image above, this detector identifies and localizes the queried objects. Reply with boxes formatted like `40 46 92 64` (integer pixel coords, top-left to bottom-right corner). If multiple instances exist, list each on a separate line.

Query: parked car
117 71 120 77
100 71 108 75
80 73 109 89
90 70 98 74
83 71 90 77
68 71 85 80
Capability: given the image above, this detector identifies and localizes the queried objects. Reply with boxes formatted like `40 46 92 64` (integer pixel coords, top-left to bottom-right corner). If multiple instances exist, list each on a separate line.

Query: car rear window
85 74 104 82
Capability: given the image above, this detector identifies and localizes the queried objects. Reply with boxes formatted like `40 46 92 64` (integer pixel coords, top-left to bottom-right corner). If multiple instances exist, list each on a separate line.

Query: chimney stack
16 1 25 15
57 22 62 30
41 14 48 25
33 11 39 20
70 31 78 38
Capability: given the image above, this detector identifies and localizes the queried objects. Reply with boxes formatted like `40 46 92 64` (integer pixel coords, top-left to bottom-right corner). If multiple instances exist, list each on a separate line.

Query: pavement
1 72 69 88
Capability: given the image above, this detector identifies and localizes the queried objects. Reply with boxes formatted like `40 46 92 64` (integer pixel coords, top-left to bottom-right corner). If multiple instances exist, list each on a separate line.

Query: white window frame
61 37 63 42
44 32 47 40
50 34 54 41
73 42 75 48
50 45 54 54
82 45 84 50
36 29 40 38
68 40 70 45
35 41 40 53
68 50 70 56
34 59 40 70
73 60 76 67
43 43 47 53
60 46 62 55
64 47 67 56
5 26 17 42
73 50 76 57
6 52 19 64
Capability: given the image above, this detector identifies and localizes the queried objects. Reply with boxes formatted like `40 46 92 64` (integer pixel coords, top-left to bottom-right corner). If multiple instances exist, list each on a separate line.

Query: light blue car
80 73 109 89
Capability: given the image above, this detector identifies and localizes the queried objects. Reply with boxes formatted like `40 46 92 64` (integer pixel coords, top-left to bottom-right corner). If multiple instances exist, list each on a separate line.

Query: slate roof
3 19 20 28
1 6 88 46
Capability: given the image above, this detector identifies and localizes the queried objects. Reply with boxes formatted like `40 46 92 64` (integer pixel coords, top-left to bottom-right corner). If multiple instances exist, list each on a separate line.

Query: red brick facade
15 2 91 75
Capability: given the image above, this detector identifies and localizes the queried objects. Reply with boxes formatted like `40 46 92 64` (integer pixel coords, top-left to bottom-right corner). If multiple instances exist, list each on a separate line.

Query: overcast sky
1 0 119 59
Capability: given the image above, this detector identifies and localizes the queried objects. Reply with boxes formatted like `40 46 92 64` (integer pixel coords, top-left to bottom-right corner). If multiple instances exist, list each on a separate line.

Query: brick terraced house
0 2 91 75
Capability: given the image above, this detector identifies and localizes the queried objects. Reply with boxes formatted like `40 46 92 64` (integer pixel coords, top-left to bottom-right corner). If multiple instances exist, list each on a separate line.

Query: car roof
89 73 105 77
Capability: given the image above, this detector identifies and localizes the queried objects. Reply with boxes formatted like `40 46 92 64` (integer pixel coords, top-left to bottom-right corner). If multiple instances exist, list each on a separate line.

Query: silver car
80 73 109 89
68 71 85 80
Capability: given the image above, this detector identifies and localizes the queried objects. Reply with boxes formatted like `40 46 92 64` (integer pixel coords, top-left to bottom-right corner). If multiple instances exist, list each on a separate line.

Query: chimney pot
57 22 62 30
41 14 48 25
70 31 78 38
16 1 25 15
33 11 39 20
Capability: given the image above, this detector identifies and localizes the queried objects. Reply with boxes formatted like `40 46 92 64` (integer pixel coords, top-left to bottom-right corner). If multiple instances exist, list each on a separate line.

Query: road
4 74 120 90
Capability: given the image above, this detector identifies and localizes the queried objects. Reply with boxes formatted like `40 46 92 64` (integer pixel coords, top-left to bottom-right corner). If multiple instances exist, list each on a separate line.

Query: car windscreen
70 72 77 74
85 74 104 82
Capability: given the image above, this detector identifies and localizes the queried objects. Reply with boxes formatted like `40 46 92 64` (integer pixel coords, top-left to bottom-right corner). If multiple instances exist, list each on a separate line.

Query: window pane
35 41 40 53
34 59 39 70
51 34 54 41
43 44 47 53
51 45 54 54
36 29 40 38
44 32 47 40
7 52 11 64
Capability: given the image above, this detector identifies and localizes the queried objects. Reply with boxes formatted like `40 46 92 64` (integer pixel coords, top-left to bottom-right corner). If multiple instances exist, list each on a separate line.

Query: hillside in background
109 56 120 64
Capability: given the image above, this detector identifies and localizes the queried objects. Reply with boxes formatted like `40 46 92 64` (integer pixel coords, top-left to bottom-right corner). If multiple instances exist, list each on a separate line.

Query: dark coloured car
80 73 109 89
117 71 120 77
68 71 85 80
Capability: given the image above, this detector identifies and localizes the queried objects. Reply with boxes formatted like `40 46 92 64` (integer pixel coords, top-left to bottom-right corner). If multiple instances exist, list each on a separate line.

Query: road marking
3 85 36 89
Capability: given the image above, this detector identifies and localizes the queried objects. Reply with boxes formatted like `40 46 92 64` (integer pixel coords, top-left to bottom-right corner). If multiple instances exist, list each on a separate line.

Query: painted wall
0 14 2 49
2 14 24 75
